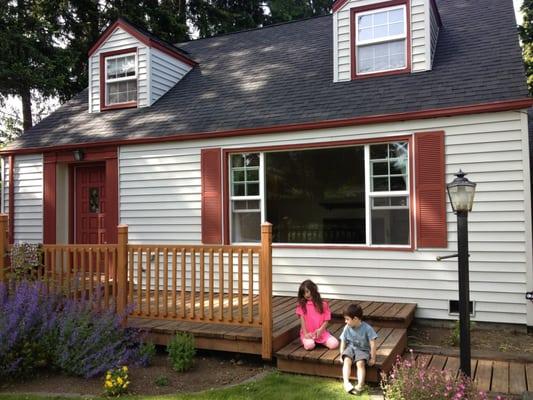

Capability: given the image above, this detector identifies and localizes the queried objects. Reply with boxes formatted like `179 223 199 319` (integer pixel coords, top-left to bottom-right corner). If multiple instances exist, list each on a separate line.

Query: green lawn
0 372 374 400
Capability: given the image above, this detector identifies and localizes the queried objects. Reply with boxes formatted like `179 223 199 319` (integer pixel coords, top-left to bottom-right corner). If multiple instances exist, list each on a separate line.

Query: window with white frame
229 141 410 246
105 53 137 105
230 153 262 243
355 5 407 75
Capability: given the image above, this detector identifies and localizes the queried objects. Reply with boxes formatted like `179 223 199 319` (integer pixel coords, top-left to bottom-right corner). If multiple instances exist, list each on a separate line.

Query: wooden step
327 299 416 329
276 323 407 383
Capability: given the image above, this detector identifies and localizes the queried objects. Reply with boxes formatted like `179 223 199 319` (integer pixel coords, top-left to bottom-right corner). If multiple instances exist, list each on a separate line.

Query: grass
0 372 374 400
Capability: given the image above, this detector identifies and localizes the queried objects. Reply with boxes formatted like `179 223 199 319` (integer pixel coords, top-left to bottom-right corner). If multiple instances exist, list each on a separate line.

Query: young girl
296 280 339 351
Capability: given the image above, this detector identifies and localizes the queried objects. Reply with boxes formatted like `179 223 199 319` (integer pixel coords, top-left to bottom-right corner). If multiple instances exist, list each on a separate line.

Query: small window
355 5 407 75
230 153 261 243
105 53 137 106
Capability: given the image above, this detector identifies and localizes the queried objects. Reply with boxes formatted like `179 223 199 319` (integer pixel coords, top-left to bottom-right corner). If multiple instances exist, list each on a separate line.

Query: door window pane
89 188 100 213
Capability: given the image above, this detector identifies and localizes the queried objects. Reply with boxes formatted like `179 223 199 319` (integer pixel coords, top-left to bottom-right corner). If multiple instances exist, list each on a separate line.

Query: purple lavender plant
0 281 144 380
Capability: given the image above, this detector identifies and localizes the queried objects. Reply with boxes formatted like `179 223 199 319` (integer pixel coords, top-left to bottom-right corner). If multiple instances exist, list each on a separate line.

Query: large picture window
228 141 410 246
355 5 407 75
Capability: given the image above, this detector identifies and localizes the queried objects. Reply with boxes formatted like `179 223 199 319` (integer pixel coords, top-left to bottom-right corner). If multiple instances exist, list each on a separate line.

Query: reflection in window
89 188 100 213
266 147 365 244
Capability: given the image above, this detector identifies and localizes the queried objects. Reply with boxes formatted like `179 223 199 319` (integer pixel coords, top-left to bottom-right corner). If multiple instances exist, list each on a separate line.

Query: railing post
117 224 129 325
0 214 6 283
260 222 273 360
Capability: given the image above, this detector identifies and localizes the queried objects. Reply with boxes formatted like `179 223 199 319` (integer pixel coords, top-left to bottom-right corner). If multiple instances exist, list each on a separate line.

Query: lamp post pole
457 209 471 377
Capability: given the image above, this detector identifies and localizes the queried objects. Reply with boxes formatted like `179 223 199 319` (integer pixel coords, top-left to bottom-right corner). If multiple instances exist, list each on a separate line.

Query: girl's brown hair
297 279 324 314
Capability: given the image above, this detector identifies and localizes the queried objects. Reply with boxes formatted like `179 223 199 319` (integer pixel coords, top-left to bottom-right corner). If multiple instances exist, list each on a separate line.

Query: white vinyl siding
150 48 192 105
334 0 431 82
119 110 530 325
11 155 43 243
89 27 148 112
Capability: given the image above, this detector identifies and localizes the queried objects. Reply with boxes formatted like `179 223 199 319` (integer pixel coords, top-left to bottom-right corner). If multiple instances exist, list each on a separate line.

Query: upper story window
354 5 408 76
104 53 137 106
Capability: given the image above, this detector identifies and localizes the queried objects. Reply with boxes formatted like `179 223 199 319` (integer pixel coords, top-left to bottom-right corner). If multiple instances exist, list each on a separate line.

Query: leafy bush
104 366 130 396
138 341 157 367
448 320 476 346
155 375 169 387
381 353 500 400
0 281 144 379
52 297 140 378
0 281 60 378
167 332 195 372
9 243 43 281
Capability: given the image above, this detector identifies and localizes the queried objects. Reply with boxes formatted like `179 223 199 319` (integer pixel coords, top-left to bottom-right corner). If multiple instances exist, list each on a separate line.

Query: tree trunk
21 88 32 131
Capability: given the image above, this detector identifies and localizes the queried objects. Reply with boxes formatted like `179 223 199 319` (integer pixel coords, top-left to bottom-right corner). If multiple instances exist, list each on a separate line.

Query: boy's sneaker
343 382 354 393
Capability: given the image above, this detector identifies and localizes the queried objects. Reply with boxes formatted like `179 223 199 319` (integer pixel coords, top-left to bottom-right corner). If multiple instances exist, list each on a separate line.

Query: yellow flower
105 381 112 388
122 366 128 372
117 377 123 385
106 374 111 380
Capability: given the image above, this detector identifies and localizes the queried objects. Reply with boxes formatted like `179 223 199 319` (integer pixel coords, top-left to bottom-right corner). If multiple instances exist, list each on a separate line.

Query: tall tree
0 0 71 130
519 0 533 95
188 0 267 38
266 0 331 24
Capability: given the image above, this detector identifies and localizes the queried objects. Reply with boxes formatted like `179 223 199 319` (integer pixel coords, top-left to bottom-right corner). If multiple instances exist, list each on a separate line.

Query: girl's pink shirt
296 300 331 342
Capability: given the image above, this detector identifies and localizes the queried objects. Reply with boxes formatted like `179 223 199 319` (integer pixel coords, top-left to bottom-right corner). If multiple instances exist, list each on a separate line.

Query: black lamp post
446 170 476 377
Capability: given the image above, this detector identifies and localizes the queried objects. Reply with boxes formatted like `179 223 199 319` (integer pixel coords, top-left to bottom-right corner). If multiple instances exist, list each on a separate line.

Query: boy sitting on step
339 304 377 394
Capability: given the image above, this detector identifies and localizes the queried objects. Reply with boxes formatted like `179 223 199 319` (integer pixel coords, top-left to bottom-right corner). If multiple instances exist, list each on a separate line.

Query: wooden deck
412 353 533 398
128 294 415 366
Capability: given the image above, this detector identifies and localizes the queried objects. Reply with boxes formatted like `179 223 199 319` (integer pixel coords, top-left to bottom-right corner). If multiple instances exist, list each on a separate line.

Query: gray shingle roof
6 0 529 151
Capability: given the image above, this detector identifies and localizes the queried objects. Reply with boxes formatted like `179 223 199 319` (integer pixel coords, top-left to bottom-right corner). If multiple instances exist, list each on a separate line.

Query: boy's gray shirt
339 321 378 352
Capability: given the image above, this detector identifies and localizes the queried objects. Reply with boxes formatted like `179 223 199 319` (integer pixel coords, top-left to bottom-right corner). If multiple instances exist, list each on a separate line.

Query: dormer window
101 49 138 109
351 0 411 79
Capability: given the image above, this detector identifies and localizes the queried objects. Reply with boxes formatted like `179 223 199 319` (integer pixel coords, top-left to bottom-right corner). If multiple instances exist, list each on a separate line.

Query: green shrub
138 341 156 367
167 332 195 372
155 375 169 387
9 243 43 281
448 320 475 346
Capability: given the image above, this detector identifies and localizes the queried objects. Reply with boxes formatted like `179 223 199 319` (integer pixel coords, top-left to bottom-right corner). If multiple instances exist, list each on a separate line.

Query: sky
1 0 528 129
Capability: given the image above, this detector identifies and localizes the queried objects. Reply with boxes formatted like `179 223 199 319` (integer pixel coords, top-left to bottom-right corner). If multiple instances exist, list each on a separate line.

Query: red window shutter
415 131 447 248
201 148 222 244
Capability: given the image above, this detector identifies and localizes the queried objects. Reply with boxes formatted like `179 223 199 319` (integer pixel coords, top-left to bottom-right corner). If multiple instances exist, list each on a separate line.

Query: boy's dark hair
343 303 363 320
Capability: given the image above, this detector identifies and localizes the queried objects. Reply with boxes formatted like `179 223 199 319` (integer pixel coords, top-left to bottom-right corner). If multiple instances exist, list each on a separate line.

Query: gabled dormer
332 0 442 82
87 18 197 113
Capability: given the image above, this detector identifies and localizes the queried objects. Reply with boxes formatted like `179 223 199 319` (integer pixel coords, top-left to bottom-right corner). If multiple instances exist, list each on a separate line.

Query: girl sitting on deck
296 280 339 351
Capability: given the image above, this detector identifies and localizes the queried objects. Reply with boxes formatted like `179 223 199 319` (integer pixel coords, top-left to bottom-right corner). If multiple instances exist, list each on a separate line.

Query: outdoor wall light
73 149 84 161
447 170 476 213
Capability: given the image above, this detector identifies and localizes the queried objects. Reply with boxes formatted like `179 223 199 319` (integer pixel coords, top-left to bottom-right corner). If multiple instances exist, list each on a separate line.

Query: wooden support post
117 224 129 325
0 214 6 283
260 222 273 360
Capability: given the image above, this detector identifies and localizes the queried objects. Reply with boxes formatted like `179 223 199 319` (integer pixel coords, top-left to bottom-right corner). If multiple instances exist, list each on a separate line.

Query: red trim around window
1 98 532 156
99 48 138 112
350 0 412 80
8 155 14 244
88 19 197 67
222 135 415 251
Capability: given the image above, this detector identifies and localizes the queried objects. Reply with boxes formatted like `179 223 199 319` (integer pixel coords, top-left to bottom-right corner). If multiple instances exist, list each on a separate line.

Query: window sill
352 67 410 80
271 243 414 251
100 101 137 111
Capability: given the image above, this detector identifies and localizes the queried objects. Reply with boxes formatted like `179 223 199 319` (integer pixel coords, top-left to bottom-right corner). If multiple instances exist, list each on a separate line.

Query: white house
2 0 533 328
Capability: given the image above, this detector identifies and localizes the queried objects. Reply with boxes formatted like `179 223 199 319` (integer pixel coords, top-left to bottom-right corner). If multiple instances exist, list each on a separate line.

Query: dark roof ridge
177 13 332 45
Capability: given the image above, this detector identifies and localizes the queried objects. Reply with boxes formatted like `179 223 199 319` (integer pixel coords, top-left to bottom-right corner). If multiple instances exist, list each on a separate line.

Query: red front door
75 165 106 244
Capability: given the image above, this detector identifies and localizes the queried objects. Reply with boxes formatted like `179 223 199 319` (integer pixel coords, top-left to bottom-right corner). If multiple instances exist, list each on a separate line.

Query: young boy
339 304 378 394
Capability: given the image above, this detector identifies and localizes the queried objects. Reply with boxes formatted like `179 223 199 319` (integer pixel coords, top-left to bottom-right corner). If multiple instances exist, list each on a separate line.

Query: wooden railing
0 215 273 359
